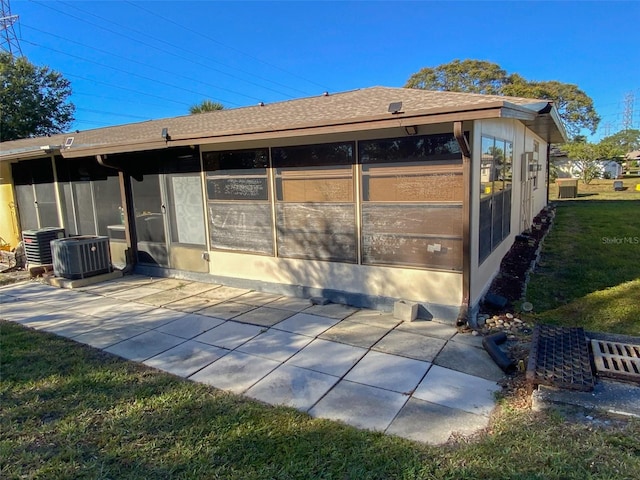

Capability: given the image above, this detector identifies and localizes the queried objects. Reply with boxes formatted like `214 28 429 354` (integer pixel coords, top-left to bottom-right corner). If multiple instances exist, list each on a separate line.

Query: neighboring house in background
603 160 624 178
625 150 640 174
0 87 566 324
552 152 623 180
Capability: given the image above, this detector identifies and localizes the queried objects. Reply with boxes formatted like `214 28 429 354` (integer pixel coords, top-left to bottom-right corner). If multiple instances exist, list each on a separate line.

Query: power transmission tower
622 92 634 131
0 0 22 56
603 122 611 137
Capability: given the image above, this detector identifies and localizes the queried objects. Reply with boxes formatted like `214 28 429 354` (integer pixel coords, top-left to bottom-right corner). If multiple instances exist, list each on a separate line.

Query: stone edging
521 205 556 301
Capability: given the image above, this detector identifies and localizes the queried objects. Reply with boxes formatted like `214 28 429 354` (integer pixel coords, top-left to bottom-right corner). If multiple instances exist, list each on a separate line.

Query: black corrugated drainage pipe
454 121 471 328
96 154 137 275
482 332 516 373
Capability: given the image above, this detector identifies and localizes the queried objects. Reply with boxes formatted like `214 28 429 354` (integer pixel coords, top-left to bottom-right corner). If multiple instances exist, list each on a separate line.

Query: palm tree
189 100 224 114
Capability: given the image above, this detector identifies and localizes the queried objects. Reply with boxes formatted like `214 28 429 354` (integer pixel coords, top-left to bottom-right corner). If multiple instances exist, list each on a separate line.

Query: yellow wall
0 162 19 248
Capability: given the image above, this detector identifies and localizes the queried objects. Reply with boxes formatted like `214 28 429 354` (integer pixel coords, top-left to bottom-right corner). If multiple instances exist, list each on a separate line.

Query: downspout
535 102 556 206
454 121 471 328
546 142 551 205
96 155 137 274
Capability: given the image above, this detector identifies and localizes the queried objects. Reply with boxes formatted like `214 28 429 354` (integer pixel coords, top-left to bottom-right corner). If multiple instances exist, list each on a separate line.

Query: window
165 173 206 246
204 149 274 255
359 134 464 270
479 135 513 263
272 142 356 262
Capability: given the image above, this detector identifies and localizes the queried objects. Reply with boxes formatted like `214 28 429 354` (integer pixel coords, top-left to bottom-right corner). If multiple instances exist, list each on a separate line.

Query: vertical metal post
353 141 362 265
546 142 551 205
454 121 471 327
50 155 65 230
97 154 137 270
118 170 137 265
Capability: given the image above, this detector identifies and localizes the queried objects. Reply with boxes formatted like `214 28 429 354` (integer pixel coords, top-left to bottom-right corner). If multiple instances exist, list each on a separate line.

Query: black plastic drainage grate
526 324 594 392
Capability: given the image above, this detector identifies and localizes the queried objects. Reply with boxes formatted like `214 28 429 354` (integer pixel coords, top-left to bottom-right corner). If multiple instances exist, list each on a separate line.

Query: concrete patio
0 275 506 444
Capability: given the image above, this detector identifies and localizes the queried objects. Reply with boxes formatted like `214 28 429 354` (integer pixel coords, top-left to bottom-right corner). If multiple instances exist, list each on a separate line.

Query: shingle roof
0 86 563 159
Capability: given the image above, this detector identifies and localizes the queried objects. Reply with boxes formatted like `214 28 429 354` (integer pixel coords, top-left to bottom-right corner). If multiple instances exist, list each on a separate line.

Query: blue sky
10 0 640 141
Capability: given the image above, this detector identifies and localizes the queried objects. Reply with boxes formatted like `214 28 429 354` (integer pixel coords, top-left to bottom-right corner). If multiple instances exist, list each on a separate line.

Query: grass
526 191 640 335
2 179 639 479
549 176 640 202
1 320 639 480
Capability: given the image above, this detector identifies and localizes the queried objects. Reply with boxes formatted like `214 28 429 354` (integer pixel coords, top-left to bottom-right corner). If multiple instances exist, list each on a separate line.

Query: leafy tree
189 100 224 114
0 53 75 141
404 59 600 139
502 79 599 139
405 59 508 95
561 140 622 184
599 129 640 153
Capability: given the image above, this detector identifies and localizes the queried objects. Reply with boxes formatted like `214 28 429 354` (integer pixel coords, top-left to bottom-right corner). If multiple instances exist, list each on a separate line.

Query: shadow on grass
534 279 640 336
2 320 640 479
526 201 640 335
553 198 640 206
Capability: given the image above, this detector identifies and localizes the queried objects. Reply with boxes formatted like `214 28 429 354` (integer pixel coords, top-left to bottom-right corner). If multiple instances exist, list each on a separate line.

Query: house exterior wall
208 250 462 315
470 119 548 309
3 115 555 323
199 123 466 321
0 161 20 248
529 131 549 218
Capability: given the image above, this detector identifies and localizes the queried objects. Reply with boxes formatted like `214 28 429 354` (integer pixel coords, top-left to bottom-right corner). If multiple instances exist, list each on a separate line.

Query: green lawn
526 200 640 335
1 320 639 480
2 179 639 479
549 176 640 202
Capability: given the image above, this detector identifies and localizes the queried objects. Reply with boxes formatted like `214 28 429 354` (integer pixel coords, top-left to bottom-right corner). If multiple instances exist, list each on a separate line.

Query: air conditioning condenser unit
51 236 112 280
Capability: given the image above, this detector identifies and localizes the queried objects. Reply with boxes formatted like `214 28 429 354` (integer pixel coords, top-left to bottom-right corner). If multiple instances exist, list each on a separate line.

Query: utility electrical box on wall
521 152 534 179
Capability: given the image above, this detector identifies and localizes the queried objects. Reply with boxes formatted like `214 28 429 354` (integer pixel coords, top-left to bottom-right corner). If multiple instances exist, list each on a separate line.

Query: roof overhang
522 105 568 144
0 145 61 162
0 97 568 162
58 102 511 158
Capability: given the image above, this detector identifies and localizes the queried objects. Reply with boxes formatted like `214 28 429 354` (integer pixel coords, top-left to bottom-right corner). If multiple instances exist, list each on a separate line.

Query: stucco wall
0 162 20 248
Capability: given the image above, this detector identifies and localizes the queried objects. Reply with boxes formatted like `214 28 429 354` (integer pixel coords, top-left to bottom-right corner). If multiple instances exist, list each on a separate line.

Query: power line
124 0 331 93
61 0 310 98
21 38 241 107
21 23 265 104
72 91 182 110
72 119 125 128
63 72 192 107
74 107 152 121
31 0 306 100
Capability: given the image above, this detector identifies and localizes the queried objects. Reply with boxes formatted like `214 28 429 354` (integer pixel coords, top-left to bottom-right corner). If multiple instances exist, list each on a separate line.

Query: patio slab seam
1 278 502 444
